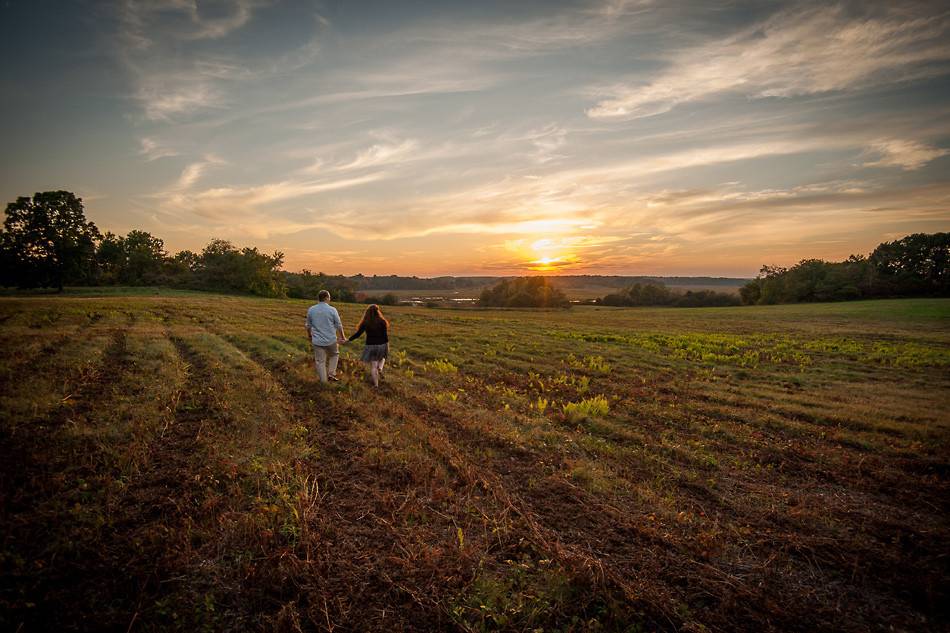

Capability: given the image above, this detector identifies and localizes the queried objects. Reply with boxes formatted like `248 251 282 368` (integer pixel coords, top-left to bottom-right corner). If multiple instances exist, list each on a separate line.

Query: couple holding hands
305 290 390 388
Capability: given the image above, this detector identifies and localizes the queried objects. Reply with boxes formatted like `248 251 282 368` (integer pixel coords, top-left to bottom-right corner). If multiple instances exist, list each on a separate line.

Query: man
305 289 346 383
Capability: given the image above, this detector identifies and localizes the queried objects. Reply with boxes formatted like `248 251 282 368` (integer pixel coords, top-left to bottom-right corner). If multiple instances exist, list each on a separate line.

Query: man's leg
326 342 340 379
313 344 328 383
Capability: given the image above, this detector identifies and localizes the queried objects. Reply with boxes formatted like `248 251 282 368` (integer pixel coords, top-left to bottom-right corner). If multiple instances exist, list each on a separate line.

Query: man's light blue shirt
306 302 343 346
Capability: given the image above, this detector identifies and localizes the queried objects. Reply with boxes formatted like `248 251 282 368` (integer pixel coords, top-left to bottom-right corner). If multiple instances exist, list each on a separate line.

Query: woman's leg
378 357 386 375
370 360 380 387
365 361 378 387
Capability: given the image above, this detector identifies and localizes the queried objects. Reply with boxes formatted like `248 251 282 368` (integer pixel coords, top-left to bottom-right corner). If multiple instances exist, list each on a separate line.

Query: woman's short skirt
361 343 389 362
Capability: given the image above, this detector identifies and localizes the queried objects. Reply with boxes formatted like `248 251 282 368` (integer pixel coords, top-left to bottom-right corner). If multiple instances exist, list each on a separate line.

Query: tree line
0 191 317 298
739 233 949 305
599 283 740 307
476 278 741 308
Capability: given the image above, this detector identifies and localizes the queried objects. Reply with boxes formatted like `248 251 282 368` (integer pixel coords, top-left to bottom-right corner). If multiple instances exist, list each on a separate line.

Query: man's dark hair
318 289 331 301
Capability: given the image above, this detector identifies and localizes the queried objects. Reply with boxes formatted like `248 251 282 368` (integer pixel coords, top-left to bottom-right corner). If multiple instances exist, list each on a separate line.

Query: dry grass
1 292 948 632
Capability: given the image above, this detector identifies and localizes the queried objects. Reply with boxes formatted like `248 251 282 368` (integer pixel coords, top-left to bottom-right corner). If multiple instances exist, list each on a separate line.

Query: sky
1 0 948 277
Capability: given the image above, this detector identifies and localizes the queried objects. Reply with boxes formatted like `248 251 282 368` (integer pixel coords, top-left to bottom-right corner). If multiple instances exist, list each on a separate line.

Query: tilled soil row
220 332 500 630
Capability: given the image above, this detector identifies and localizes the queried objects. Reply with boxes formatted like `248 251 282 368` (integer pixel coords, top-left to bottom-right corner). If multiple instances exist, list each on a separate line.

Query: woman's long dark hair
358 304 388 330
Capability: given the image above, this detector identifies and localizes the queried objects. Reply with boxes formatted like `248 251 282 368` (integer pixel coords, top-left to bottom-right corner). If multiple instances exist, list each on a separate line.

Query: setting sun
527 254 579 272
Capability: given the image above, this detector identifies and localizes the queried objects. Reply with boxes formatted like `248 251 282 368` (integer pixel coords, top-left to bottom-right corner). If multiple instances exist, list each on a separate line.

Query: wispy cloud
526 124 568 164
340 137 419 171
862 139 949 170
118 0 324 121
268 137 830 242
136 82 224 121
121 0 270 47
396 0 655 58
587 5 950 120
154 172 387 234
138 137 179 161
173 154 226 190
626 180 950 245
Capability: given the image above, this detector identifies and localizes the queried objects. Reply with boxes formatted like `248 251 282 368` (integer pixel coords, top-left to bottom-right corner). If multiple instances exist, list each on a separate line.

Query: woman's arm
347 324 365 342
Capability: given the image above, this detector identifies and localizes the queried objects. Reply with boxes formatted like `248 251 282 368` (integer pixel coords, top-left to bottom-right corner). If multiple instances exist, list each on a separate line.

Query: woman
344 304 389 387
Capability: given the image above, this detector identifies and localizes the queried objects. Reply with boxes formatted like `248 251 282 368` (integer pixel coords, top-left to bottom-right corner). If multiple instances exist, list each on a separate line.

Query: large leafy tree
871 232 949 293
1 191 101 290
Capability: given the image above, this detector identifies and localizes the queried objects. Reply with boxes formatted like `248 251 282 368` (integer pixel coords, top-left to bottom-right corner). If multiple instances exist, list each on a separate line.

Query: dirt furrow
380 377 916 632
218 333 481 630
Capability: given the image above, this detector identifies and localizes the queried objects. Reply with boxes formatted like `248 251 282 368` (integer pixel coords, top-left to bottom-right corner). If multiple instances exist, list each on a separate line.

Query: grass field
1 292 948 632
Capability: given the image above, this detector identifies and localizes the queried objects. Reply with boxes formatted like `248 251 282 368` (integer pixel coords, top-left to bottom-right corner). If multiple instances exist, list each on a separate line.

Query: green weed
425 359 459 374
563 395 610 422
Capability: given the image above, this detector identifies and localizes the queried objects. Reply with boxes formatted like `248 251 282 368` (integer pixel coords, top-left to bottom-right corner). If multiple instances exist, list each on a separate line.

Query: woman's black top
348 320 388 345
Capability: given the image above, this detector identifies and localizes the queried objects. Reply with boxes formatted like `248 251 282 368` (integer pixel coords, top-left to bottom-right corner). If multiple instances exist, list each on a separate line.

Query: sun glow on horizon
520 236 582 272
527 254 580 272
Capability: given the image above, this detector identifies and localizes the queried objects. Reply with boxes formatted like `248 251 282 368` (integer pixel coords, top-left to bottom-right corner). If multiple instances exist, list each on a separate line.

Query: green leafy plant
563 395 609 422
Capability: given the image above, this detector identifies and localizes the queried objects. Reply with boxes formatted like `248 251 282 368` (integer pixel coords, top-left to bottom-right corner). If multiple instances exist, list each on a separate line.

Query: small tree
1 191 101 290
